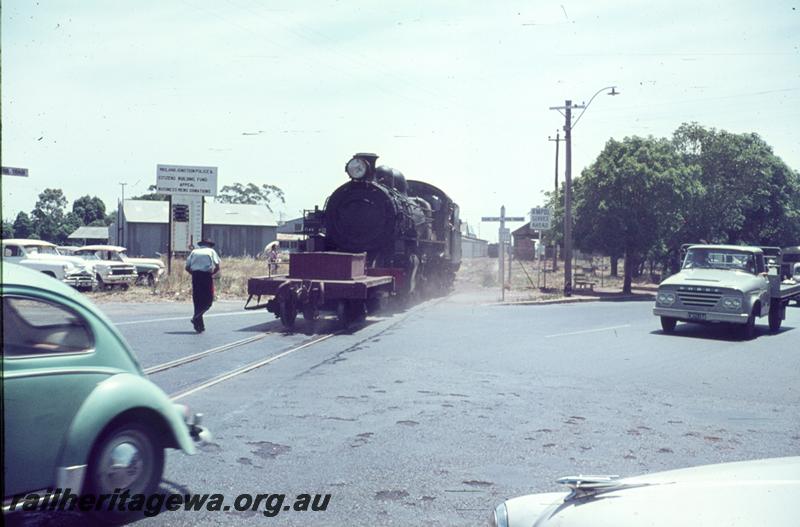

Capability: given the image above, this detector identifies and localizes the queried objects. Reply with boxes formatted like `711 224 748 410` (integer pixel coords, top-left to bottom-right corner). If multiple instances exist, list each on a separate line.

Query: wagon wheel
279 290 298 329
302 304 319 321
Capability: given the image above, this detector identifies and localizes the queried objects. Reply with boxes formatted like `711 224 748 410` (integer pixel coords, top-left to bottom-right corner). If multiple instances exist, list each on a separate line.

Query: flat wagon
245 252 394 329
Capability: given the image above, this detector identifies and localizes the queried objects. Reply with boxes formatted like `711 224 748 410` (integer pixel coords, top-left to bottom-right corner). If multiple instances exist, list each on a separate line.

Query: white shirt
186 247 221 273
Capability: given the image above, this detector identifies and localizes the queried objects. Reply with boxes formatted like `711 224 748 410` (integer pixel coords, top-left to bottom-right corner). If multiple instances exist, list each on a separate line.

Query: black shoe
191 317 201 333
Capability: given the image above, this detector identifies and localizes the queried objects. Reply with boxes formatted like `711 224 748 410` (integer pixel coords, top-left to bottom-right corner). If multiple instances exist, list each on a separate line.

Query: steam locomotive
304 152 462 297
246 153 461 328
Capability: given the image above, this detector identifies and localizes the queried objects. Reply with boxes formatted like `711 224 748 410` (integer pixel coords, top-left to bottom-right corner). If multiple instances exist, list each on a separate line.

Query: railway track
139 294 450 401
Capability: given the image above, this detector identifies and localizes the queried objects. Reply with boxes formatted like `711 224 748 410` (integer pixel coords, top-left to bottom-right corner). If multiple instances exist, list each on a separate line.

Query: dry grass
86 255 656 303
86 257 289 303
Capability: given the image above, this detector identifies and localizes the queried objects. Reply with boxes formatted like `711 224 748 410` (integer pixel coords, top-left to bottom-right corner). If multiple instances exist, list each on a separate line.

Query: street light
550 86 619 297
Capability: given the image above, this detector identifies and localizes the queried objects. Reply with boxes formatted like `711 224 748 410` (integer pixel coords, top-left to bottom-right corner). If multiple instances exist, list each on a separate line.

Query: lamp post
550 86 619 297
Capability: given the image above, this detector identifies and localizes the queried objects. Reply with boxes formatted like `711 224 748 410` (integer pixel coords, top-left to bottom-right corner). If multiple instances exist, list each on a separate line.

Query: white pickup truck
654 244 800 339
2 239 96 291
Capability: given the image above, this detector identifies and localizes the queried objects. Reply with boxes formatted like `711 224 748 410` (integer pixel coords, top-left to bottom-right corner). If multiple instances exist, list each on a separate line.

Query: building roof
512 223 540 237
122 200 277 227
68 226 110 240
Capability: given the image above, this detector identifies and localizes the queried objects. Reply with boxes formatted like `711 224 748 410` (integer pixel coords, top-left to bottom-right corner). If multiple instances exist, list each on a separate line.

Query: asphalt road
11 293 800 526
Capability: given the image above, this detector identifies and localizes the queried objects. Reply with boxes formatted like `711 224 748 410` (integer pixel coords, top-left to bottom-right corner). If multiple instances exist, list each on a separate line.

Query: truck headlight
657 291 676 305
721 296 742 310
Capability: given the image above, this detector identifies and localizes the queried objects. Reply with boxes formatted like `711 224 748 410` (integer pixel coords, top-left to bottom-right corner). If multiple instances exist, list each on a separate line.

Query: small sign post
482 206 525 301
530 207 553 230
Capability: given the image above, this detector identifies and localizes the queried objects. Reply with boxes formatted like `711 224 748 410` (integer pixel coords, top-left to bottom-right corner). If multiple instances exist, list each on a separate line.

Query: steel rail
143 333 271 375
169 332 338 401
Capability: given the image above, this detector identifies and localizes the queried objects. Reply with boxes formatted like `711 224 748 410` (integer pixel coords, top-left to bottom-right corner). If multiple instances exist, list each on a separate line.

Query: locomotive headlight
345 157 369 180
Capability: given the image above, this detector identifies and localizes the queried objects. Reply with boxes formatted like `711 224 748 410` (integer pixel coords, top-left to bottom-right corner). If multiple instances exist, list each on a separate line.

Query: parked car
2 239 96 291
2 263 208 516
72 247 138 290
79 245 166 286
491 456 800 527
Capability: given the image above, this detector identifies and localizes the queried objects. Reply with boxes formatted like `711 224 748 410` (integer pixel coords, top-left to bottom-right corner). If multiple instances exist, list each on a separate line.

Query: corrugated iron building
110 200 277 257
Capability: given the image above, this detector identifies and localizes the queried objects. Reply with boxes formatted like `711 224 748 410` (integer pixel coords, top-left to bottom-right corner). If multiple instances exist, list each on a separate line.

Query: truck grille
677 289 722 307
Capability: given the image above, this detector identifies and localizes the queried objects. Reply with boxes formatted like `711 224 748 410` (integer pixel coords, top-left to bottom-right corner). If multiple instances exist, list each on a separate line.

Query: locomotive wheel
279 293 298 329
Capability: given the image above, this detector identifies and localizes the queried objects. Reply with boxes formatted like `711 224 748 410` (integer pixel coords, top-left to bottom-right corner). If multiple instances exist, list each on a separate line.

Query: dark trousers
191 271 214 327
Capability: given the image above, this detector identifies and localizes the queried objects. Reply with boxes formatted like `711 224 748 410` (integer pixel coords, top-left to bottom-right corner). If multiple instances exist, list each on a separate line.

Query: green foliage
673 122 800 245
72 195 107 225
12 212 36 238
131 185 169 201
2 220 13 238
216 182 285 212
567 123 800 290
573 136 701 293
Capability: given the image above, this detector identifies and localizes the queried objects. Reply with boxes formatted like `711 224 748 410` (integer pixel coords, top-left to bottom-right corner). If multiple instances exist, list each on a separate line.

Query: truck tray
778 281 800 300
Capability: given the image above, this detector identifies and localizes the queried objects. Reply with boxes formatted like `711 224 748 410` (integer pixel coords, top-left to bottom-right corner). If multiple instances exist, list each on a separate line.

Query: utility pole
548 131 563 272
550 87 619 298
119 182 128 246
549 100 581 297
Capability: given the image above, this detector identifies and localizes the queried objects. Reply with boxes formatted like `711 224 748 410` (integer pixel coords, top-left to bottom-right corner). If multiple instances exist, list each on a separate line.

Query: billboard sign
157 164 218 196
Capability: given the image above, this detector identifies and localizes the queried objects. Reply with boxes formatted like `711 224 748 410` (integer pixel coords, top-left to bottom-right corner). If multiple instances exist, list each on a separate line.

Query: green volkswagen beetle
2 263 207 513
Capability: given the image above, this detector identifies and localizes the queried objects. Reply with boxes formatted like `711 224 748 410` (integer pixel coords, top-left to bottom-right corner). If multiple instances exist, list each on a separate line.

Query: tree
131 185 169 201
72 195 107 225
573 136 701 294
672 123 800 246
31 189 69 243
12 211 36 238
2 220 13 238
216 182 285 212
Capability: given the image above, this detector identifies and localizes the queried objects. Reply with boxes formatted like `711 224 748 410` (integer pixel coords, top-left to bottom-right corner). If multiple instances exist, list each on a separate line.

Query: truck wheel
768 303 783 332
740 306 758 340
660 316 677 333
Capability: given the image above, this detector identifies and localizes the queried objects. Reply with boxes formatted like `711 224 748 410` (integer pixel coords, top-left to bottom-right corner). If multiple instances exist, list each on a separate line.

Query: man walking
186 239 221 333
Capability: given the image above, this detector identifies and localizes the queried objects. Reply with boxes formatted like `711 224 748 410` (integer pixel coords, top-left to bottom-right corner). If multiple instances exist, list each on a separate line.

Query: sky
2 1 799 241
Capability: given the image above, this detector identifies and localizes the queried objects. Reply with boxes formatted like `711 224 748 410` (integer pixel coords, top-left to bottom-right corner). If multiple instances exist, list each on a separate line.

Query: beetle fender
58 373 196 469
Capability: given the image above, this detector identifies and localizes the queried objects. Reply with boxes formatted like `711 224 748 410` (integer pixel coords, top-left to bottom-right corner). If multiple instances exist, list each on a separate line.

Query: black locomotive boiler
305 152 462 297
246 153 461 329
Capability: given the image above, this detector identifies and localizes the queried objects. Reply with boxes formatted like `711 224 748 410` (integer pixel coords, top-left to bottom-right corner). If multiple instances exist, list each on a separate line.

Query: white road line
115 310 263 326
545 324 631 338
143 333 270 375
170 333 337 401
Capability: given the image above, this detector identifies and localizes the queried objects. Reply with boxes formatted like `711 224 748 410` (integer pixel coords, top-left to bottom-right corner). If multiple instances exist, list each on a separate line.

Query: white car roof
2 239 57 247
79 244 127 252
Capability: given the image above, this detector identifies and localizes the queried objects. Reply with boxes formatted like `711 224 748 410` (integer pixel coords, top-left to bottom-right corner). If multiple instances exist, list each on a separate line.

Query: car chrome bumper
101 274 138 284
653 307 749 324
63 274 96 289
187 413 212 442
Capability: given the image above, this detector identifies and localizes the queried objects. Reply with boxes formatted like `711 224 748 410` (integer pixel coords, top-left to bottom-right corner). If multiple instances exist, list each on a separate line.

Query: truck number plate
688 312 706 321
